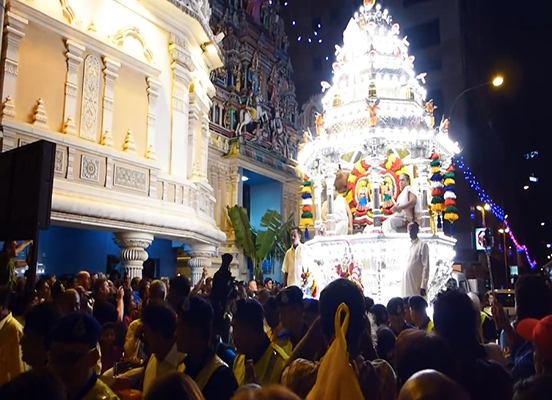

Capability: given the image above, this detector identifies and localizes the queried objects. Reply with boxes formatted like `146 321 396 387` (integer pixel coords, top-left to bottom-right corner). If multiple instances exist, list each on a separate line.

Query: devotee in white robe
402 222 430 298
333 193 350 235
282 228 309 288
383 174 418 233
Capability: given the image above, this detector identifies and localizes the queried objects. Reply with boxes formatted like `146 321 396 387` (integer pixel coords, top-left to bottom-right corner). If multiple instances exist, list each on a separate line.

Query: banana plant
227 205 295 280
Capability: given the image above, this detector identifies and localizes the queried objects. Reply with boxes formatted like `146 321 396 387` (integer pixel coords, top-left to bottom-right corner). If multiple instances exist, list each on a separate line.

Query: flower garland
301 271 318 298
430 152 445 213
335 260 363 291
300 175 314 227
443 164 459 223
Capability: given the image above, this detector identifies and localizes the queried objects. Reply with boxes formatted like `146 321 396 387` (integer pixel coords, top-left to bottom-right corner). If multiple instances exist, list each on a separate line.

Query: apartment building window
404 19 441 51
312 57 322 72
403 0 428 8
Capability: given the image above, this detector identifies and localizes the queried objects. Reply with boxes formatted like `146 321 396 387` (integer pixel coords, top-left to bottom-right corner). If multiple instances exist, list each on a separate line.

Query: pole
486 251 495 292
503 229 508 287
448 82 493 120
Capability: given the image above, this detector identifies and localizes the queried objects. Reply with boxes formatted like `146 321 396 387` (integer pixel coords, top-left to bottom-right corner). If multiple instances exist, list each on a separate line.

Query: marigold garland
430 152 445 213
444 164 459 222
300 175 314 227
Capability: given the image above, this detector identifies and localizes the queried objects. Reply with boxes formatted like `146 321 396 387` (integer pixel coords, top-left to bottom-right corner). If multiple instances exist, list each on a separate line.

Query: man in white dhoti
402 222 430 298
282 228 308 288
383 173 418 233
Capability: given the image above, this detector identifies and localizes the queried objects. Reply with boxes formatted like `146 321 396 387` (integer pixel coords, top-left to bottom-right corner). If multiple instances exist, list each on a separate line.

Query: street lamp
448 76 504 120
476 204 489 227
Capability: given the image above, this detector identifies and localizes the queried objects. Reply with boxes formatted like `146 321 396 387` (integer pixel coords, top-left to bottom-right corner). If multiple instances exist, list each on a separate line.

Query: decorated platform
296 1 461 304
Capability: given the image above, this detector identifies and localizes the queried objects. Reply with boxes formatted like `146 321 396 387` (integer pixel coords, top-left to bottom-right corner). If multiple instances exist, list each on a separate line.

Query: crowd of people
0 250 552 400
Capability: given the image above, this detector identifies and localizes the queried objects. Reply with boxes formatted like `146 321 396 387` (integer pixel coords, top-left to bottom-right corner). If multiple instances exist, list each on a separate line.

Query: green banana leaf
226 205 256 258
256 210 282 261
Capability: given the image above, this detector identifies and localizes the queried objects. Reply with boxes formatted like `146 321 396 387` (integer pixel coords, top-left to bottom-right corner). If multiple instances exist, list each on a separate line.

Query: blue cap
276 286 304 308
46 312 102 349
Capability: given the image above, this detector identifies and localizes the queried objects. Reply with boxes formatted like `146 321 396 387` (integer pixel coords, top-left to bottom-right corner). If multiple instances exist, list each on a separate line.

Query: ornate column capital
188 243 217 285
113 231 154 279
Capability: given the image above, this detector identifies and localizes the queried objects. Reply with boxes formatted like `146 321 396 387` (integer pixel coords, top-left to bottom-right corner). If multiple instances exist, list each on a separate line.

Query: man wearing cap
176 295 237 400
46 312 118 400
387 297 415 337
409 296 433 332
517 315 552 375
402 222 430 298
282 228 309 288
232 298 289 386
274 286 307 356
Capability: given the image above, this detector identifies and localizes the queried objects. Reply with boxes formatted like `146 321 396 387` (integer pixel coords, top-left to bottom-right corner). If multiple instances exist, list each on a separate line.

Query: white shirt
397 185 417 221
143 343 186 395
282 243 307 287
401 238 430 297
333 194 350 235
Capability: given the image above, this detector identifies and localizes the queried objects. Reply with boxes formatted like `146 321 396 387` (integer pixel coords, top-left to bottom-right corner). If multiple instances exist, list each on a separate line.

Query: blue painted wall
36 226 177 278
249 181 283 230
248 181 285 282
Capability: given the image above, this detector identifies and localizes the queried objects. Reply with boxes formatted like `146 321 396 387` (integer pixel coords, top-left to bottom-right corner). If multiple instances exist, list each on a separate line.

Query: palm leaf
256 210 282 260
226 205 256 258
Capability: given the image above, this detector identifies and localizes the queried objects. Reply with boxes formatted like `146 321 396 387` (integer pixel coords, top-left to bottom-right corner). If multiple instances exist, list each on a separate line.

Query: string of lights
454 156 537 268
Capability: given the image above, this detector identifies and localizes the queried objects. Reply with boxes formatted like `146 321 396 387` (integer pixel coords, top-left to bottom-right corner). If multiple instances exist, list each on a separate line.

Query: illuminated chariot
296 2 461 304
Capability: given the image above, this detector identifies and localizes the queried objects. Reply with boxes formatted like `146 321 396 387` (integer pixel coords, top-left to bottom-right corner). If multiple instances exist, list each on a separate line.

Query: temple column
370 167 383 229
100 57 121 146
169 34 193 177
200 114 210 180
145 77 160 159
188 244 216 285
62 40 85 134
324 175 335 234
113 232 154 279
188 100 201 179
313 176 323 232
415 163 431 232
2 10 28 119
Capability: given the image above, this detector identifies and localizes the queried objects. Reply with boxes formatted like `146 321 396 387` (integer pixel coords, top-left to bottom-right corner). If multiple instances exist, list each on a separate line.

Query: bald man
398 370 470 400
77 271 91 291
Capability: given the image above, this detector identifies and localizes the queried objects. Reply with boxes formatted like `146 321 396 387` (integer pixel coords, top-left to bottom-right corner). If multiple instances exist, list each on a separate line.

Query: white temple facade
0 0 225 281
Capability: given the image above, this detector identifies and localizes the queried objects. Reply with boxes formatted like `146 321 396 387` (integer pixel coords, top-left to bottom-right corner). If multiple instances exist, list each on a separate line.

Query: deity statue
261 1 270 29
223 108 231 129
224 28 237 51
282 34 290 52
233 64 242 92
246 0 262 25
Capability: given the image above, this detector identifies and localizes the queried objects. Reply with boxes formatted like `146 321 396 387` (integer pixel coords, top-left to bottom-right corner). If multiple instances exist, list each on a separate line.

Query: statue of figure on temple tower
261 1 270 29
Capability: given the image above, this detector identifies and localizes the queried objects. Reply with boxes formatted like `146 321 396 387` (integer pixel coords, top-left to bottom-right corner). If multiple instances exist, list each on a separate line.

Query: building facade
0 0 225 281
206 0 301 280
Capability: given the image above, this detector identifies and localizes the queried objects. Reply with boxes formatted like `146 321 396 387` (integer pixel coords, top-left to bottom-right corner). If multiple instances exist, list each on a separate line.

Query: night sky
283 0 548 266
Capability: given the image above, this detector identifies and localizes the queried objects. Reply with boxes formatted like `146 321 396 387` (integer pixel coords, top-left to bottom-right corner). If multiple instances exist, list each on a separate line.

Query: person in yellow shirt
409 296 434 332
46 312 118 400
232 298 289 387
0 287 27 385
274 286 307 356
